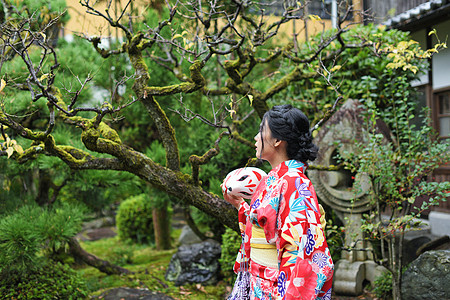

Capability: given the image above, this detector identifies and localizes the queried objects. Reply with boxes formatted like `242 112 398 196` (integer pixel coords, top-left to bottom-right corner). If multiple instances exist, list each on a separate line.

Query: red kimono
234 160 334 300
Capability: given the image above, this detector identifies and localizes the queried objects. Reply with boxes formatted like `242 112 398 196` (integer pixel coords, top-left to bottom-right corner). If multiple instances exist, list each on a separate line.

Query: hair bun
263 105 318 162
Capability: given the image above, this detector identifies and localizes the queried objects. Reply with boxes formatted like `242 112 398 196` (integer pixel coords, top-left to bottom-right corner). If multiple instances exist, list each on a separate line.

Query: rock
401 250 450 300
402 236 431 266
92 287 173 299
178 225 202 245
76 227 117 241
165 239 222 286
83 217 115 231
416 235 450 256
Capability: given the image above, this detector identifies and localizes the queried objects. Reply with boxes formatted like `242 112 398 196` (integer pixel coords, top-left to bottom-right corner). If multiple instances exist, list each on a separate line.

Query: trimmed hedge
116 194 154 244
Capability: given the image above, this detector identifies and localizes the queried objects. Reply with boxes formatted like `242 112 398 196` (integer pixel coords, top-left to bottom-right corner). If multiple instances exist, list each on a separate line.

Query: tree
1 0 446 286
0 0 368 229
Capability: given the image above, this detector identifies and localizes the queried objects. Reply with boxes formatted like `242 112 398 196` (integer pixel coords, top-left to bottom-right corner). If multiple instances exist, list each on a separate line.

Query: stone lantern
308 99 387 295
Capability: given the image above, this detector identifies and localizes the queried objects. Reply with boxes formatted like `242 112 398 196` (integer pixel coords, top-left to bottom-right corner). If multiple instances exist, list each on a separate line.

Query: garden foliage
116 194 155 244
337 34 449 299
0 203 87 298
219 227 242 283
0 203 86 275
0 1 449 298
0 261 88 300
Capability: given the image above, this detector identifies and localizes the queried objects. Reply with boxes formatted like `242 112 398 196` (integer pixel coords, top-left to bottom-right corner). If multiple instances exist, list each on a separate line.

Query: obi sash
250 226 278 269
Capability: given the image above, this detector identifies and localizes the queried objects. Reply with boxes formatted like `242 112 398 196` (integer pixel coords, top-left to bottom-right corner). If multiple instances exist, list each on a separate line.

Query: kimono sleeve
233 201 251 274
238 201 250 234
276 175 334 300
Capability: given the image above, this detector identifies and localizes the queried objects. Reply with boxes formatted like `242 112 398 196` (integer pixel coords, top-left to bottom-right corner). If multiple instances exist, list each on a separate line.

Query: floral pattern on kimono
234 160 334 300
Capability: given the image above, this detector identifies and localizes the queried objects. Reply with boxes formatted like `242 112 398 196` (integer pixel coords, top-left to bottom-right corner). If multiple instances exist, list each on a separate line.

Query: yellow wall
63 0 363 41
64 0 129 36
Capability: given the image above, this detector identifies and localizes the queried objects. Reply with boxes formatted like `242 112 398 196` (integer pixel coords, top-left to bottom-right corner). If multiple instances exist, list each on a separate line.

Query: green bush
11 0 70 25
219 227 242 284
0 203 86 275
116 194 154 244
0 261 88 299
373 271 393 299
322 208 345 262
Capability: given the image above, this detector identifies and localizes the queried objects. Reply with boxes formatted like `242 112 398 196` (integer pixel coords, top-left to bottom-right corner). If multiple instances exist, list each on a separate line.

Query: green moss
98 122 122 143
77 233 230 299
55 145 89 165
174 170 193 184
0 261 88 299
224 58 241 69
81 121 100 146
189 60 206 86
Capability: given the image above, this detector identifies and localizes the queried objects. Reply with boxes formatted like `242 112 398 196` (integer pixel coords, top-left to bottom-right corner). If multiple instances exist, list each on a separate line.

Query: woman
223 105 334 300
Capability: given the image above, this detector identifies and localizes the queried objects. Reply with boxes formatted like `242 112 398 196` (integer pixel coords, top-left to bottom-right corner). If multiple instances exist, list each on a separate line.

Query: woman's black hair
260 104 319 162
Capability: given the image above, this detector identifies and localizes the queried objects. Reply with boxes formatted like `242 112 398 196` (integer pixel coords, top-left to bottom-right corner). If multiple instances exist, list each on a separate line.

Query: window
411 85 427 129
436 91 450 138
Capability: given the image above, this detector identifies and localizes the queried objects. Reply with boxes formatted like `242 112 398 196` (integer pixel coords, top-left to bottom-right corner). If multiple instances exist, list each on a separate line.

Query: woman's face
254 120 277 161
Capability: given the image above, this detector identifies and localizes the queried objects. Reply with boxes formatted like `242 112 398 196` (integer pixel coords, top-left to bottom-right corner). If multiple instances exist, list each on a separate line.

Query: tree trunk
152 203 171 250
183 206 207 241
68 237 132 275
36 169 51 206
389 236 402 300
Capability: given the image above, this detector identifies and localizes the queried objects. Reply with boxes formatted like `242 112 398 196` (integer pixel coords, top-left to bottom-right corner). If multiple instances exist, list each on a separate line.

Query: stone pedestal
333 260 387 295
341 213 369 262
333 260 365 295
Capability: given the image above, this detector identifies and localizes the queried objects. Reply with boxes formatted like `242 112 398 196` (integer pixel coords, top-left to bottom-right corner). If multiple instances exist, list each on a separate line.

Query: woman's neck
269 154 290 169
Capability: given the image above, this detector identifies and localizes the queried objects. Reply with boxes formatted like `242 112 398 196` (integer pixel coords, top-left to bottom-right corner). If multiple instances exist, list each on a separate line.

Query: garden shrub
0 261 88 299
322 208 345 262
116 194 154 244
373 270 393 299
219 227 241 284
0 203 86 275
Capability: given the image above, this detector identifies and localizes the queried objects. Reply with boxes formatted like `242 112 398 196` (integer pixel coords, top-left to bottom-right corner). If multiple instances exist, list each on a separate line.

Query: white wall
432 19 450 90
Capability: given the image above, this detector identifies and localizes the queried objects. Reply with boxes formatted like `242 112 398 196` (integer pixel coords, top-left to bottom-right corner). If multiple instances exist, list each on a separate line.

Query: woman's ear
274 139 284 148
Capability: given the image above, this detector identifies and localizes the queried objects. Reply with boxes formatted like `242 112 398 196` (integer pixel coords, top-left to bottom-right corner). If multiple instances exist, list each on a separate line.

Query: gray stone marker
308 99 388 295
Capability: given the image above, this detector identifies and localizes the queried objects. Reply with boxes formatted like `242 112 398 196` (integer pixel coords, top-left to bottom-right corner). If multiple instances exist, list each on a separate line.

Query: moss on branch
202 86 232 95
189 149 218 185
230 130 254 148
98 122 121 144
308 163 344 171
143 61 206 95
224 60 243 84
189 131 229 184
141 95 180 170
127 33 205 172
262 67 302 100
128 42 180 171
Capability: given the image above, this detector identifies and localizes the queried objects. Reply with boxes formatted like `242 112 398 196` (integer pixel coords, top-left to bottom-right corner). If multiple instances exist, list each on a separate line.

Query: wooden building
381 0 450 214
